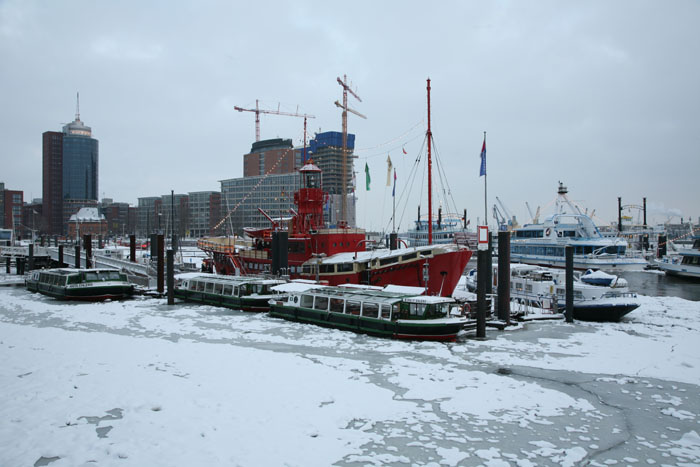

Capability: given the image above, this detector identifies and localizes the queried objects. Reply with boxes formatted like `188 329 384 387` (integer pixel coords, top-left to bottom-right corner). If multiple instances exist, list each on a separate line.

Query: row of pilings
474 231 575 338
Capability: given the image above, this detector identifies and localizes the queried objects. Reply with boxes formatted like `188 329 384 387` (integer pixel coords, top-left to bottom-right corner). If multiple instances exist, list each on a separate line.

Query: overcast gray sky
1 0 698 232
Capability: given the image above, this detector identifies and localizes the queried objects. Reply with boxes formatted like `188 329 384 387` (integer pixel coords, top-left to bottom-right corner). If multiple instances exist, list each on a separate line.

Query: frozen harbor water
1 283 699 466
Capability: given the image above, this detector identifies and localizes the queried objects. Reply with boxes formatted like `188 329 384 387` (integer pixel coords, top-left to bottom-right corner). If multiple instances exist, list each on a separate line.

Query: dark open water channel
617 270 700 301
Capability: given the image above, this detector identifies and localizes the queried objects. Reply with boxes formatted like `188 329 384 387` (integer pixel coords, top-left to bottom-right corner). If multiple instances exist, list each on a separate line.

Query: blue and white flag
479 137 486 177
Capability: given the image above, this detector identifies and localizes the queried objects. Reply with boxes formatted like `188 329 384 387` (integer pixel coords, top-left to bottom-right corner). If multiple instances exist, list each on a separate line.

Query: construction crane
234 99 315 143
334 75 366 225
525 201 541 224
496 196 518 229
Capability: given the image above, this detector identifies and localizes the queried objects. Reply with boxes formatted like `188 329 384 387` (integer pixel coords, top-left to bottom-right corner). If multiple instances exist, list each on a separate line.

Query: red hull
300 248 472 297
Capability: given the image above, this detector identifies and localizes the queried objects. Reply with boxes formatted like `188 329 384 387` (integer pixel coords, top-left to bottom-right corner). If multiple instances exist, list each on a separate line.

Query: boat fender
549 285 554 294
545 228 552 236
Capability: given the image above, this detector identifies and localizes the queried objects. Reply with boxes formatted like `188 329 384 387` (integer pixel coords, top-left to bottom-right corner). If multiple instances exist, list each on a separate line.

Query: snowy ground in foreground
1 285 699 466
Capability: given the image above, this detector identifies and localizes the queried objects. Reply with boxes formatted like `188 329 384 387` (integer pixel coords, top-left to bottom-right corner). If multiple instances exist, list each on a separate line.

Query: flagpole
483 131 487 229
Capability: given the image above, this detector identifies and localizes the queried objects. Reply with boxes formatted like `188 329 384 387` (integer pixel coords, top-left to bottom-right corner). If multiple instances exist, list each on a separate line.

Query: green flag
365 162 371 191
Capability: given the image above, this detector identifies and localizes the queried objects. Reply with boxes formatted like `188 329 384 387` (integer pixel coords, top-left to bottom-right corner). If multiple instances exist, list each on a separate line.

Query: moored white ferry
510 183 647 272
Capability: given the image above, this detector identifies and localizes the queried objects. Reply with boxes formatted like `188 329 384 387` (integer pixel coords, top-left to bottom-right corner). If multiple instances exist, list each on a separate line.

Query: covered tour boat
268 284 467 341
26 268 134 301
174 274 287 312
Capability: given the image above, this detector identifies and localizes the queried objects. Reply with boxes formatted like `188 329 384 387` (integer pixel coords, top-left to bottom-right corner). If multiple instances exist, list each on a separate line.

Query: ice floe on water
1 284 700 466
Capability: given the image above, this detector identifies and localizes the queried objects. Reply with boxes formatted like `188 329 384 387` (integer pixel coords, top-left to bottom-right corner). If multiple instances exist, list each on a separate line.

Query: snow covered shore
1 284 699 466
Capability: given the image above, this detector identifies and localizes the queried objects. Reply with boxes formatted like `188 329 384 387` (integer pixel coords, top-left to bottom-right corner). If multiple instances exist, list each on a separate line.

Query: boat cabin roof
183 274 286 286
293 285 454 306
37 267 120 276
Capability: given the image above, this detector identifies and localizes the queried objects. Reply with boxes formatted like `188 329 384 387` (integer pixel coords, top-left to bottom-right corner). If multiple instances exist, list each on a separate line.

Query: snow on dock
1 285 699 466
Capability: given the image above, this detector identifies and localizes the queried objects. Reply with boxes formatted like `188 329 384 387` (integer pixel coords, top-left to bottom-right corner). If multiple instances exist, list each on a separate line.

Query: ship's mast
427 78 433 245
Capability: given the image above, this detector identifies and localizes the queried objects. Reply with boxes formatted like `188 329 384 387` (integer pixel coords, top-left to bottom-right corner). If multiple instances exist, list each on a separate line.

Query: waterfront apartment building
188 191 221 237
220 173 300 235
0 182 23 232
160 193 189 239
136 197 161 237
42 104 99 235
243 139 302 177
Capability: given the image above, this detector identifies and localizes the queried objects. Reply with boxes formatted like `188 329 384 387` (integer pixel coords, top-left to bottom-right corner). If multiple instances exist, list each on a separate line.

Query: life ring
545 228 552 236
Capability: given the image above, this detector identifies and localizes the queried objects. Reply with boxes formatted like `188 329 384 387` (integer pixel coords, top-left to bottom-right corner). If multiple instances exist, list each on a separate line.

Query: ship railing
239 250 269 260
197 239 236 254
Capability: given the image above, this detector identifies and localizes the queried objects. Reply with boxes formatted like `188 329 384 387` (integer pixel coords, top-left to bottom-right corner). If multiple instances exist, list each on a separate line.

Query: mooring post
497 230 511 324
476 248 488 338
75 245 81 269
157 234 164 294
565 246 574 323
58 245 64 267
167 249 174 305
84 235 92 269
129 234 136 263
658 234 667 258
16 257 23 275
98 235 103 249
485 233 493 298
6 257 10 274
28 244 34 272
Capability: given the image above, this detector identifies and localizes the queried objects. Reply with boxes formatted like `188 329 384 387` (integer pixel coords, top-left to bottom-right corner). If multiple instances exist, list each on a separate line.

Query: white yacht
655 236 700 280
510 183 647 271
464 263 640 322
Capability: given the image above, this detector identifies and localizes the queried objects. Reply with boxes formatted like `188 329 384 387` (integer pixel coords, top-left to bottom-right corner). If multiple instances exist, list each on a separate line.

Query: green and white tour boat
175 274 287 312
268 284 468 341
26 268 134 301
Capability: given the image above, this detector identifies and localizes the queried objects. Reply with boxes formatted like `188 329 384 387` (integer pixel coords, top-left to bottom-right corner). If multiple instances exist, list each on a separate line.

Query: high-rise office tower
42 95 99 235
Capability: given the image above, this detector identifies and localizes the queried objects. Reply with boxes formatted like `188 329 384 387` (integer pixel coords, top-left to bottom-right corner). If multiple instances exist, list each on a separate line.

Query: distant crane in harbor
334 75 366 225
234 99 315 145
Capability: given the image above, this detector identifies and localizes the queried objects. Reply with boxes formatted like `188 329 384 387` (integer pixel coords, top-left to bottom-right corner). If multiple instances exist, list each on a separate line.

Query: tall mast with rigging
426 78 433 245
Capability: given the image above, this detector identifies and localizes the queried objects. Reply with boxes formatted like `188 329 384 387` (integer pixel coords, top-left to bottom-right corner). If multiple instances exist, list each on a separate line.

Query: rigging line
384 135 427 235
213 146 295 231
357 132 427 160
354 120 425 152
431 138 462 218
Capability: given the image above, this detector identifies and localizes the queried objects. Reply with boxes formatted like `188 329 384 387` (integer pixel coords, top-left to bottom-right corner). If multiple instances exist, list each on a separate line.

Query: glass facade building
62 135 98 200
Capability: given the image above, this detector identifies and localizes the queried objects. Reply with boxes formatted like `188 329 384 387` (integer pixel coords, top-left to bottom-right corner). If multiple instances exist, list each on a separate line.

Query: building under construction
219 131 356 234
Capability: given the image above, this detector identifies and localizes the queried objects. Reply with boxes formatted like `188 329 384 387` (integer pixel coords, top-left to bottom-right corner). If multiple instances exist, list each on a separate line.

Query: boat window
380 305 391 320
330 298 344 313
214 283 223 295
196 281 205 292
233 286 239 296
556 288 565 297
60 276 68 286
66 275 78 285
302 265 313 275
300 294 314 308
525 284 533 293
320 264 335 273
85 272 99 281
379 256 398 266
362 302 379 318
346 300 361 315
205 282 214 293
223 285 233 295
106 271 121 280
515 283 523 291
419 250 433 258
574 291 583 299
408 303 426 317
313 295 328 311
401 252 417 262
337 263 354 273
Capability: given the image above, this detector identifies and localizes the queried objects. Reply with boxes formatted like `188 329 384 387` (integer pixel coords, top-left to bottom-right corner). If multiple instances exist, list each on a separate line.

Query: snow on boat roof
270 282 326 293
179 274 286 285
315 244 456 265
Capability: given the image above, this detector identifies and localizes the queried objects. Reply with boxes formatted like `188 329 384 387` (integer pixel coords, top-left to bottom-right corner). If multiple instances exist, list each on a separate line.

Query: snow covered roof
69 207 105 222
